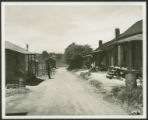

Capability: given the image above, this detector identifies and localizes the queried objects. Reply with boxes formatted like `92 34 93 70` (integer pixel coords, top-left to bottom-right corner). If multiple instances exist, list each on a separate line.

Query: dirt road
6 67 127 115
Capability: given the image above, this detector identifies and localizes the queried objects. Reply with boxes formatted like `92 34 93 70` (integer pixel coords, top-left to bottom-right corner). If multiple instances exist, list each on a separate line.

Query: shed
5 41 37 85
45 57 56 68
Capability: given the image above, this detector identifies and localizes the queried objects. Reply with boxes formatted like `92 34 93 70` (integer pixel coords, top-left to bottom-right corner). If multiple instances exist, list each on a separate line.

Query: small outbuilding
5 41 38 86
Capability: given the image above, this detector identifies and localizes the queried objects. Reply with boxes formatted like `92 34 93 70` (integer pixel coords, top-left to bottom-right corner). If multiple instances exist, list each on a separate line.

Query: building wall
109 46 118 66
132 41 142 69
92 51 109 70
118 43 129 67
116 40 142 70
6 50 26 84
38 63 47 76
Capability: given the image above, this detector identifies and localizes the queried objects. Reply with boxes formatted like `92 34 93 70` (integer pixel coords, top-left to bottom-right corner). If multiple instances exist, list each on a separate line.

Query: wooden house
5 41 38 86
82 54 93 69
91 40 115 71
83 20 142 81
82 40 113 71
107 20 143 79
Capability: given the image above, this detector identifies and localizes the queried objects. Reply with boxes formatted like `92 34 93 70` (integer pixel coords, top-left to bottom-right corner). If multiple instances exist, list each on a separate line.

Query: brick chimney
26 44 29 51
99 40 102 47
115 28 120 39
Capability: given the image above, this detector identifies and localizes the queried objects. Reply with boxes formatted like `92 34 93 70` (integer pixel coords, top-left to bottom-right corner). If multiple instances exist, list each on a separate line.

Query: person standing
47 64 51 79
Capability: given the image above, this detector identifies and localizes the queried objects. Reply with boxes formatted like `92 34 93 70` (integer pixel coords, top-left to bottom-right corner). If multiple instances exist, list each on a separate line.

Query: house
107 20 143 79
82 54 93 69
82 40 114 71
5 41 38 86
83 20 143 82
90 40 115 71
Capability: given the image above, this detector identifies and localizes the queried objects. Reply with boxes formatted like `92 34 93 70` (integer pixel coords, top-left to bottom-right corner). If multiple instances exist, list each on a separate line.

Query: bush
89 80 102 88
111 86 124 96
80 72 91 80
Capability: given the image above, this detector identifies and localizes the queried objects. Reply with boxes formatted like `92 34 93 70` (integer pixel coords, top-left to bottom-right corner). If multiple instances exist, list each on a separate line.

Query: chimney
26 44 29 51
115 28 120 39
99 40 102 47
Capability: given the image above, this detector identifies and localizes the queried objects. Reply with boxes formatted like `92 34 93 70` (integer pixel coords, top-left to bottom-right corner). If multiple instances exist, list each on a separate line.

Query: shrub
89 80 102 88
111 86 124 96
80 72 91 80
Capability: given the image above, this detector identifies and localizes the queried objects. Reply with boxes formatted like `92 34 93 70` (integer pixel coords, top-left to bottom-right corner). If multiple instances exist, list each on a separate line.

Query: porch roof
82 54 93 58
91 50 104 54
117 20 142 39
109 34 142 45
39 57 55 63
94 40 115 52
5 41 34 54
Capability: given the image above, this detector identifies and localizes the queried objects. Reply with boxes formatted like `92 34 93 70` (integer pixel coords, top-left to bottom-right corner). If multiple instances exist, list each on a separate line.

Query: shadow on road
26 76 44 86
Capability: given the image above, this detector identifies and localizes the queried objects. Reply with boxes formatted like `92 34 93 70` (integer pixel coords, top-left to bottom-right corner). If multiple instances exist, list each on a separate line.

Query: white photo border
1 1 147 119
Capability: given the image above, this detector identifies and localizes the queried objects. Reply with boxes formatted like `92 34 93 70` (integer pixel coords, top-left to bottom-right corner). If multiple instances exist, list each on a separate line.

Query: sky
4 3 143 53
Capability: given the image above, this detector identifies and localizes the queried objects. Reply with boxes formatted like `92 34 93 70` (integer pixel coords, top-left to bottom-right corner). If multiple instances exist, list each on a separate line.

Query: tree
64 43 93 70
41 51 49 58
38 50 49 62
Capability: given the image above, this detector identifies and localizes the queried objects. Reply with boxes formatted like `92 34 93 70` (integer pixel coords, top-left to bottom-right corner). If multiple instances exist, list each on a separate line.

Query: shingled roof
5 41 33 54
94 39 115 52
118 20 142 39
94 20 143 52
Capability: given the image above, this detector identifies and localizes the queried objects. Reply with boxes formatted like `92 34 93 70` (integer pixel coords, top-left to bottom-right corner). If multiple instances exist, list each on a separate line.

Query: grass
110 86 143 115
89 80 102 88
6 87 30 97
79 72 91 80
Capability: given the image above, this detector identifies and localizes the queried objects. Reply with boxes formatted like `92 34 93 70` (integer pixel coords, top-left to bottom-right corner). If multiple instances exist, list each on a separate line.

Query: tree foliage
64 43 93 69
38 50 49 62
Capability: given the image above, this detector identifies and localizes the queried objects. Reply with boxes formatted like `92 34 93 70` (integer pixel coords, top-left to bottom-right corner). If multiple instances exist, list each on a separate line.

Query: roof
111 34 142 45
94 40 115 52
118 20 142 39
5 41 34 54
39 57 55 63
46 57 55 61
91 49 104 54
82 54 93 58
94 20 143 51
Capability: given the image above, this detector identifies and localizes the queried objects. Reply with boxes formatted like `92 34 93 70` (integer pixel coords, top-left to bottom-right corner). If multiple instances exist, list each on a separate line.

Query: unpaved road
6 67 127 115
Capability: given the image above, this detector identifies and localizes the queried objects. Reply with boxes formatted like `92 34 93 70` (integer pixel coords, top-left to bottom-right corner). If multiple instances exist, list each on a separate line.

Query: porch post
129 42 132 70
42 64 43 75
31 54 33 74
37 62 38 76
34 55 37 76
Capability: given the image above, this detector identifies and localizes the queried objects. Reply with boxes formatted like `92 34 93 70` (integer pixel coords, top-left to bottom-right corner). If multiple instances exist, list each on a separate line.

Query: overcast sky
5 3 143 53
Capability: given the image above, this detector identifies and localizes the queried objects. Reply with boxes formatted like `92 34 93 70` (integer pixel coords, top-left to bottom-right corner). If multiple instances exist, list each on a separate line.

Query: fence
37 63 47 76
